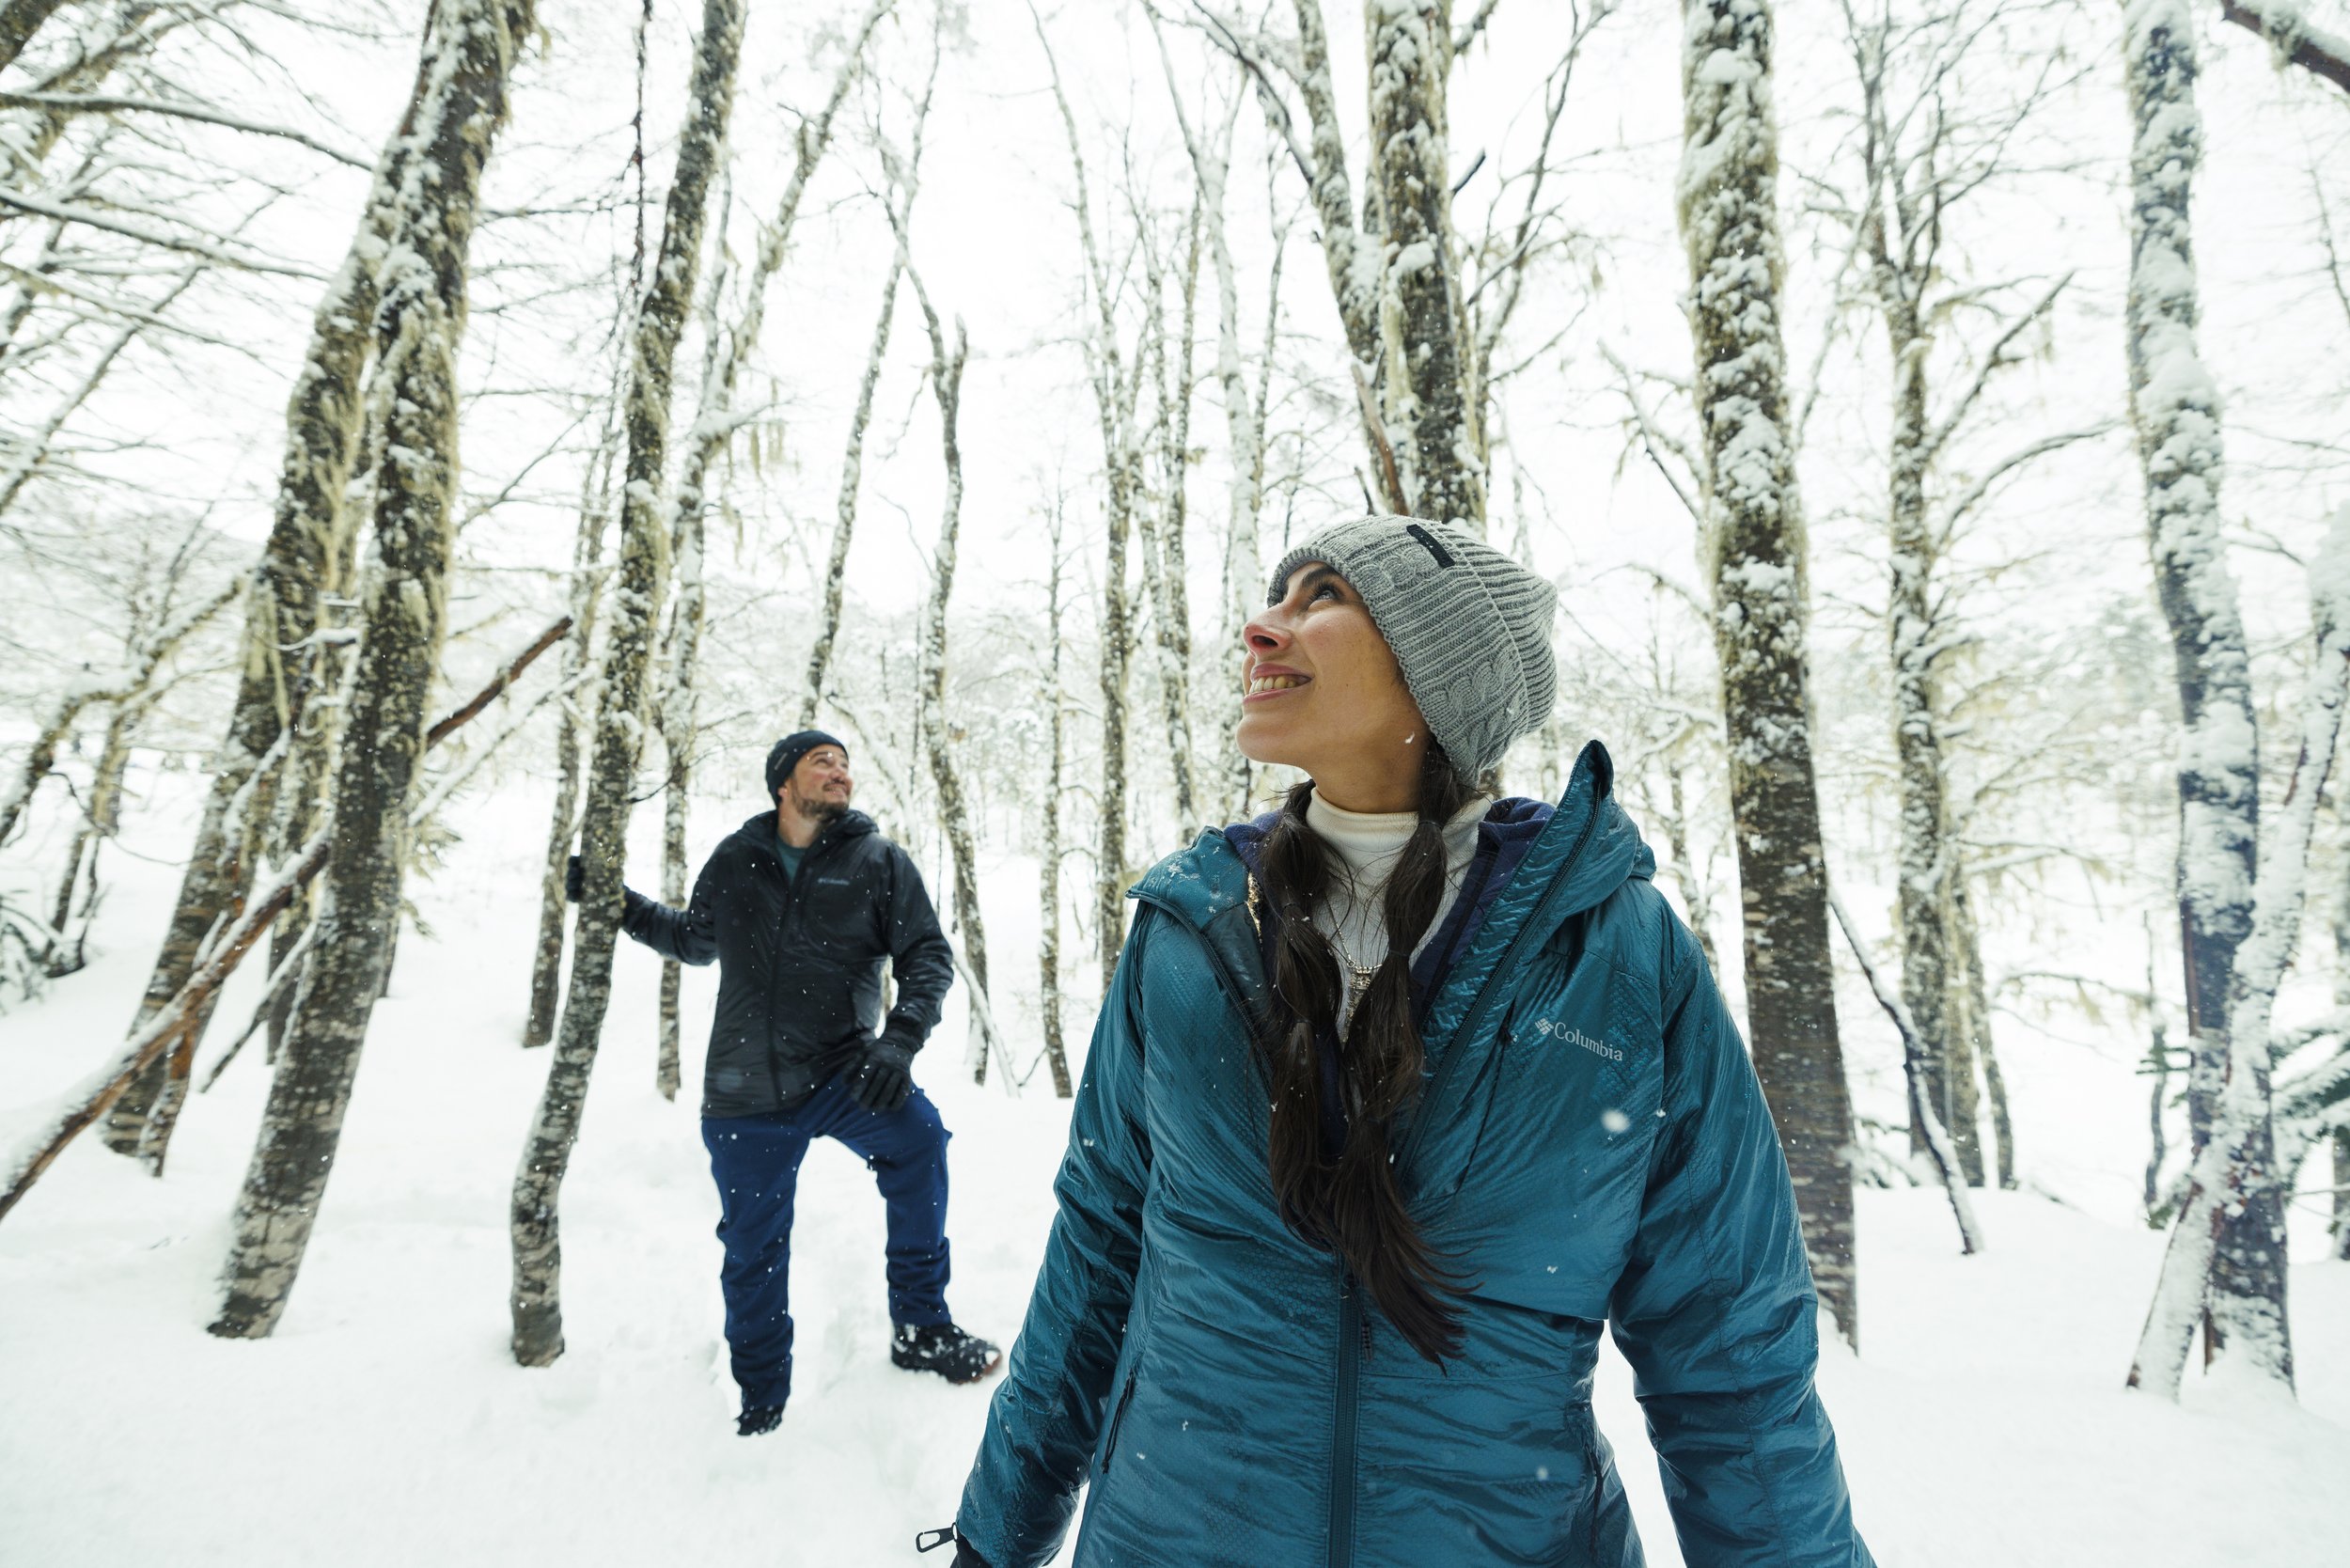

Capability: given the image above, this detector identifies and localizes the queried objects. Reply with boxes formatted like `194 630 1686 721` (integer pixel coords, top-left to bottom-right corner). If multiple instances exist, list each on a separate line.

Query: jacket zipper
1098 1367 1139 1475
1330 1270 1361 1568
1396 803 1603 1173
765 823 834 1112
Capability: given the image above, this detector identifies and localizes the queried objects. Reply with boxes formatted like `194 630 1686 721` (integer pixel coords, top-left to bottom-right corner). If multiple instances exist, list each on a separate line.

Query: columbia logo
1532 1019 1623 1061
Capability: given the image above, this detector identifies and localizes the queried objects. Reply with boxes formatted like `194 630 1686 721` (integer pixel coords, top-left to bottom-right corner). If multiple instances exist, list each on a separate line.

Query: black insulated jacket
619 808 954 1117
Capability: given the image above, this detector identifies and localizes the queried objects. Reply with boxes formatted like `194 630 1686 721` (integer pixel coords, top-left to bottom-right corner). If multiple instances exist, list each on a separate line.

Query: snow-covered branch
0 89 371 167
2219 0 2350 97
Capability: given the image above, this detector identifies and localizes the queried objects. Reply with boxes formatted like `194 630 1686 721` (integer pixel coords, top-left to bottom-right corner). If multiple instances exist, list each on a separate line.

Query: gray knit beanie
1268 516 1558 780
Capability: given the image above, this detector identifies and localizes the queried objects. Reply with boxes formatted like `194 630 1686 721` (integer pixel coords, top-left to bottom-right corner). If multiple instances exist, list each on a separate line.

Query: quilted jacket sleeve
1606 905 1873 1568
880 843 955 1053
619 852 720 966
954 914 1155 1568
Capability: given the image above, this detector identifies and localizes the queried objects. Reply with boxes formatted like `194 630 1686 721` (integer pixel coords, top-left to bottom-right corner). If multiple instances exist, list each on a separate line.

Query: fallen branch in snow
2219 0 2350 97
1829 891 1985 1255
0 615 573 1224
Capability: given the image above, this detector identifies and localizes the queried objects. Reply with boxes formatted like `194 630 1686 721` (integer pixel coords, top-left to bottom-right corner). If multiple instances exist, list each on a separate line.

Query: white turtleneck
1305 789 1490 1031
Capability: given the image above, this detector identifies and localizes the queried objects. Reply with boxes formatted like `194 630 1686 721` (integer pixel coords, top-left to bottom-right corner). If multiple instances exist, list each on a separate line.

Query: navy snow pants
699 1081 953 1411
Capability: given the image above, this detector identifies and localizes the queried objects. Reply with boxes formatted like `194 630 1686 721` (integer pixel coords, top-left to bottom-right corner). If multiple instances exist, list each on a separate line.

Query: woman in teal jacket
927 518 1871 1567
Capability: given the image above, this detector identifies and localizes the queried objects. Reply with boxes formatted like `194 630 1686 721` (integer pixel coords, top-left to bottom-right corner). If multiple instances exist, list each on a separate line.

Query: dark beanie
765 729 847 798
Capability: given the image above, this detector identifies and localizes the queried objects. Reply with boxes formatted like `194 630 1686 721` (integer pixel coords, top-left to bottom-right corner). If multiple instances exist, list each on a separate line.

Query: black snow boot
737 1404 783 1437
891 1323 1002 1385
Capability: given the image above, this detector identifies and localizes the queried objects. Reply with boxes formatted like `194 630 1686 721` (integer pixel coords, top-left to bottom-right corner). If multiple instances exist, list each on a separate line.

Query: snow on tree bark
509 0 742 1370
897 230 991 1084
802 254 902 730
2121 0 2286 1377
1152 30 1262 823
524 424 619 1051
207 0 539 1340
1136 203 1200 830
1676 0 1860 1342
0 0 70 73
655 241 734 1103
1037 14 1139 989
105 43 436 1155
2130 509 2350 1396
1365 0 1483 532
1039 501 1073 1099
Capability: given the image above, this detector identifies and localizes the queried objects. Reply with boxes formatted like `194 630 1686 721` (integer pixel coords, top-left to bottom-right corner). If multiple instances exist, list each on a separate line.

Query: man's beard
791 792 848 825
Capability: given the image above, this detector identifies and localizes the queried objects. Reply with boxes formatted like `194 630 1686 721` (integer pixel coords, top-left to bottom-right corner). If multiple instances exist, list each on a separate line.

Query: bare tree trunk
2131 514 2350 1397
1098 424 1136 995
2122 0 2284 1382
1676 0 1859 1345
1876 282 1964 1174
107 39 437 1153
260 487 368 1066
524 427 619 1050
510 0 743 1370
1037 15 1138 989
1136 201 1199 829
1280 0 1381 371
1939 858 1989 1185
897 235 989 1084
1039 500 1073 1099
42 693 137 976
209 0 536 1341
1661 762 1720 978
1365 0 1483 531
654 221 739 1103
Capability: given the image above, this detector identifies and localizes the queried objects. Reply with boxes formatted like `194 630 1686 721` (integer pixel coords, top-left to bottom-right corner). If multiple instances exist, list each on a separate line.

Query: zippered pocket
1097 1368 1140 1477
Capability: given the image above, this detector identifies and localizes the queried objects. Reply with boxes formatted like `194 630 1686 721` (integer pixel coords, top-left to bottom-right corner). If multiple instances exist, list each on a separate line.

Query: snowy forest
2 0 2348 1561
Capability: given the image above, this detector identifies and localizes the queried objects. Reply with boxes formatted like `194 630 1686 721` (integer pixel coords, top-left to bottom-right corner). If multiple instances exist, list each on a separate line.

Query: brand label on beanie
1403 523 1456 568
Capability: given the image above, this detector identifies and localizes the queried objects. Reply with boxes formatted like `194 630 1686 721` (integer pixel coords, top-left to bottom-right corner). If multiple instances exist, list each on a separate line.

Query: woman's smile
1244 664 1311 701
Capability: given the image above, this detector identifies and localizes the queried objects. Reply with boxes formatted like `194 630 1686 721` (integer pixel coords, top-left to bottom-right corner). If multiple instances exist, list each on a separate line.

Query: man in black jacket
581 730 999 1436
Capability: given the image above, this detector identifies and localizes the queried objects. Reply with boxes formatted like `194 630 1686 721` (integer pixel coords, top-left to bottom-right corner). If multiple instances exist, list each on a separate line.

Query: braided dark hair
1254 742 1475 1363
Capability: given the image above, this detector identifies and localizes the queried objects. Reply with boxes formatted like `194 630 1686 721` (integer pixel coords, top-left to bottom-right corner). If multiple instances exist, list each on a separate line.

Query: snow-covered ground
4 774 2348 1567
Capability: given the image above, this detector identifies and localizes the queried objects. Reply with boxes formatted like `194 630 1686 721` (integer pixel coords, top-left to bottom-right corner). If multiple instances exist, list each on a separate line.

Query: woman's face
1236 562 1429 811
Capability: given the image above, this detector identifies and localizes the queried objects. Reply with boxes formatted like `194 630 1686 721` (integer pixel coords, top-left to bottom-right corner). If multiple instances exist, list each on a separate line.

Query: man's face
781 745 854 821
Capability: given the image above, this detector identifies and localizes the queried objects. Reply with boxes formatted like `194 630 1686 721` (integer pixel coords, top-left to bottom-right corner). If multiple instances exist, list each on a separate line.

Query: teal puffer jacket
956 745 1872 1568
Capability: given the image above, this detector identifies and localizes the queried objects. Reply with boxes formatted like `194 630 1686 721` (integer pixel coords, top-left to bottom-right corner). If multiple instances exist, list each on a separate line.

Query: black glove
846 1034 916 1114
564 854 584 902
